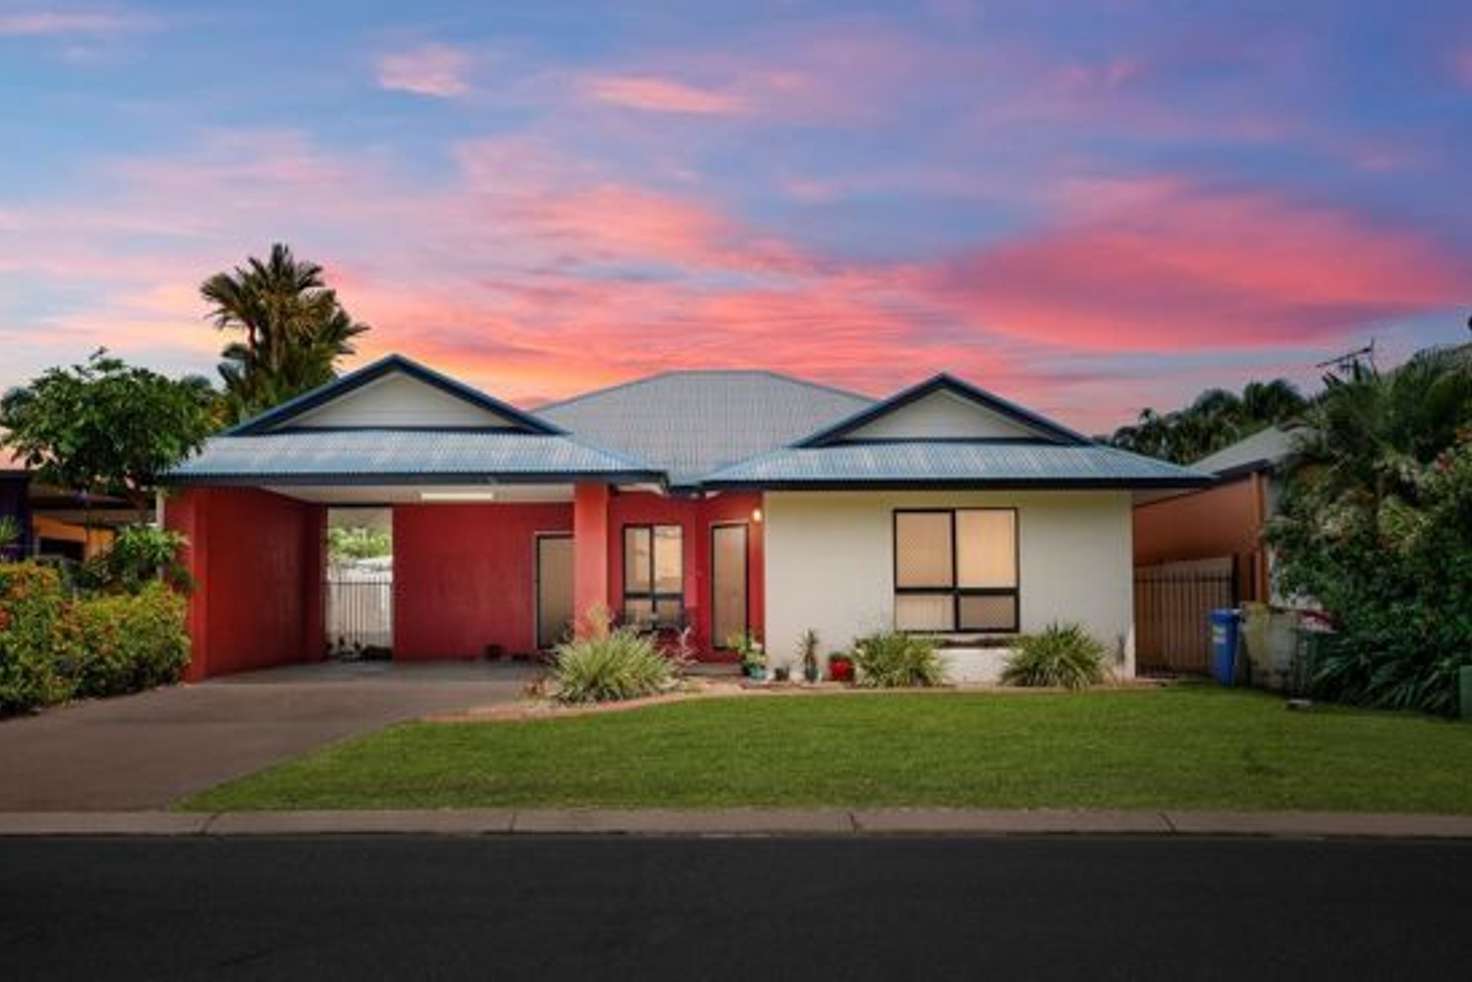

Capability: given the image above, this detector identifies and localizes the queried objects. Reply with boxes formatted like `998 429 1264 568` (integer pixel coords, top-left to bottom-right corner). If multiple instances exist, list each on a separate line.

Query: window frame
621 523 685 630
892 507 1020 635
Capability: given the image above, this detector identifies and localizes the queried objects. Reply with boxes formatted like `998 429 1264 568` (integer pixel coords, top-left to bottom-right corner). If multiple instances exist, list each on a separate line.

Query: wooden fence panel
1134 557 1236 674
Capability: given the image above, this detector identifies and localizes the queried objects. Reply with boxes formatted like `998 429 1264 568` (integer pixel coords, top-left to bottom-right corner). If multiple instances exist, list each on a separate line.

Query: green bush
1002 622 1107 689
851 630 946 687
78 524 192 596
550 625 679 704
0 563 76 713
72 582 190 698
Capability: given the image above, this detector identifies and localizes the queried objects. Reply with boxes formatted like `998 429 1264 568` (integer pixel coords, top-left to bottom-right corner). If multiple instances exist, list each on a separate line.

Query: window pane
624 598 654 629
895 593 954 631
654 598 683 629
624 527 651 592
958 593 1016 631
653 525 683 594
895 512 953 588
957 510 1016 588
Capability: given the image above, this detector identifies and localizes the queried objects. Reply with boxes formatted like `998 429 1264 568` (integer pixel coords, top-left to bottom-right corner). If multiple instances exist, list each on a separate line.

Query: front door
710 523 749 647
536 534 574 649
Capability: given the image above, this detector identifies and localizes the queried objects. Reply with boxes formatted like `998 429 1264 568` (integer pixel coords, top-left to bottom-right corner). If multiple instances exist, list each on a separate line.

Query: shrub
71 582 190 698
851 630 946 687
0 563 76 714
1002 622 1107 689
550 626 679 704
78 524 192 596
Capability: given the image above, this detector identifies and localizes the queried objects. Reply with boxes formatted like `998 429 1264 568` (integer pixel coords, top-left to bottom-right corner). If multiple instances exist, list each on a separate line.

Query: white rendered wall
763 490 1135 680
846 390 1043 440
286 372 519 429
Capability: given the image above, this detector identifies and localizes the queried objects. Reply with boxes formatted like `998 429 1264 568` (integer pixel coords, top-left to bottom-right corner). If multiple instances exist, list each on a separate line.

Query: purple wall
0 473 31 560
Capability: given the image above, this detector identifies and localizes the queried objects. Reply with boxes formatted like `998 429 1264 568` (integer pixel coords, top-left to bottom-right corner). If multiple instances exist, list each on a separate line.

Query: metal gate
326 567 393 656
1134 557 1236 674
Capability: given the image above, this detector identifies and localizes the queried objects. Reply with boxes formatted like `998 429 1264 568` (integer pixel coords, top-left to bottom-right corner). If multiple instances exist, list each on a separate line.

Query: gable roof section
702 441 1211 489
226 355 563 436
1192 425 1300 478
794 374 1091 447
535 370 873 487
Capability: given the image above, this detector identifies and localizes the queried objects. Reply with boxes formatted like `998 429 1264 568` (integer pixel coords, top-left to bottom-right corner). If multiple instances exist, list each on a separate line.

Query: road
2 836 1469 980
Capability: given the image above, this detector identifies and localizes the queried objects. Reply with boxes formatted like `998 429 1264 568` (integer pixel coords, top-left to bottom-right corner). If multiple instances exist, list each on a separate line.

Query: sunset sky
2 0 1469 432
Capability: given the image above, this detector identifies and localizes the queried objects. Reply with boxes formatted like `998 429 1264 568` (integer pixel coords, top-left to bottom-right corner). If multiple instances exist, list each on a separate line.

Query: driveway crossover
0 661 532 811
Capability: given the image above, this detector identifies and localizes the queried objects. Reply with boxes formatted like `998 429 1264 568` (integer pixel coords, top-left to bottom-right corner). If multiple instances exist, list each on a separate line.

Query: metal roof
535 370 873 486
702 440 1213 489
164 430 658 485
1192 425 1300 477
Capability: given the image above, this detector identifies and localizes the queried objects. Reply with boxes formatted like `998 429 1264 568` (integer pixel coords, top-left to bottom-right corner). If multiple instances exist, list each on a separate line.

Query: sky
1 1 1469 433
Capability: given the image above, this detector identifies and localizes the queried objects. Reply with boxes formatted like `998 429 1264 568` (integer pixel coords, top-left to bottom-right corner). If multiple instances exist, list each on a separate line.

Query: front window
894 509 1018 633
623 524 684 629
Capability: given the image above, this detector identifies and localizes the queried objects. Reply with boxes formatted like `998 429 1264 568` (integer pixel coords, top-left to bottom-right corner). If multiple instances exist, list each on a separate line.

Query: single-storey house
161 355 1209 681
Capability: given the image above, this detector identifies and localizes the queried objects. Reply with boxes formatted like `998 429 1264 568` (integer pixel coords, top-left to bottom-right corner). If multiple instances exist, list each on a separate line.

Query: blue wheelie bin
1209 609 1240 686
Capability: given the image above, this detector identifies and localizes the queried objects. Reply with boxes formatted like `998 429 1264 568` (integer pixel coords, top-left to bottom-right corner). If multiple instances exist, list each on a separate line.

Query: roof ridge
533 368 873 414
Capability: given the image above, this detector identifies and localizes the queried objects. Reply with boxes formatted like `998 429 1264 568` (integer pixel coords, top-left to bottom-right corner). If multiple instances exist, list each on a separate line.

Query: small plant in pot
827 651 854 683
798 629 821 683
773 663 791 682
729 632 766 681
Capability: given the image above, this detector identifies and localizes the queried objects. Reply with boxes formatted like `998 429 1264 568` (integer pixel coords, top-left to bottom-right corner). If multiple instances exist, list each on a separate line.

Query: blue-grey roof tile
702 441 1212 487
535 370 872 486
165 430 654 483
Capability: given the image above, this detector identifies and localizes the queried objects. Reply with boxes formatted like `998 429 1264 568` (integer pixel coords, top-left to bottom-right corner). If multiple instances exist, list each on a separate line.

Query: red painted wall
393 503 573 659
605 490 764 659
167 487 325 680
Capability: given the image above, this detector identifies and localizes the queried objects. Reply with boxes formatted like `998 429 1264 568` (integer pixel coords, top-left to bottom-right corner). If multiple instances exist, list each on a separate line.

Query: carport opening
326 507 393 659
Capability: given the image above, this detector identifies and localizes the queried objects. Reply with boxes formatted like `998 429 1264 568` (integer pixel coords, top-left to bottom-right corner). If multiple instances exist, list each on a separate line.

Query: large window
623 524 684 629
893 509 1018 633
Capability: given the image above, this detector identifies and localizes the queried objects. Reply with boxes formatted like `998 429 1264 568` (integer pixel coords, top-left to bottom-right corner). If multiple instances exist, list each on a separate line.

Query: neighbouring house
1 447 126 562
1 454 29 560
161 355 1209 682
1133 425 1298 603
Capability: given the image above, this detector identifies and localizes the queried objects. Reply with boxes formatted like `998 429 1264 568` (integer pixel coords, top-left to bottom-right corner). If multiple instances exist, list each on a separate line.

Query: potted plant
773 663 790 682
827 651 854 683
730 632 766 681
798 629 821 683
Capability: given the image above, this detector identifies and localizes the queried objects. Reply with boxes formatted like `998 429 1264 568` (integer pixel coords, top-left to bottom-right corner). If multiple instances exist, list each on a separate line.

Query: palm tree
1109 378 1308 463
201 244 369 421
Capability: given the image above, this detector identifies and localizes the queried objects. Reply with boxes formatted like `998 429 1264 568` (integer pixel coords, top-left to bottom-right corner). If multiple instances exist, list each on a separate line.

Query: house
0 453 28 561
160 355 1209 682
1132 425 1298 604
0 447 130 562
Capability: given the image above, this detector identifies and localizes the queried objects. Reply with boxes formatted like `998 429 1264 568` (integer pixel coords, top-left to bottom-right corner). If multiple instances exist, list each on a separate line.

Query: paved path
5 836 1470 979
0 661 533 811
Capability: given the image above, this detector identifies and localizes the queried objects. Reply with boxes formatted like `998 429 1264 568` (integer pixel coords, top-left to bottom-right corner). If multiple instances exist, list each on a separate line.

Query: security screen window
894 509 1018 633
623 524 684 629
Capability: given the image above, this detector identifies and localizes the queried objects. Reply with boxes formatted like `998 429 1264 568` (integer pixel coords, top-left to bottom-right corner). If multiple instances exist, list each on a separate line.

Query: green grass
180 686 1472 813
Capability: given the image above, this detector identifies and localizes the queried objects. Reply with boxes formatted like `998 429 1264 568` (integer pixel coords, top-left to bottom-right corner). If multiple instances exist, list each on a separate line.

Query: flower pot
828 657 854 683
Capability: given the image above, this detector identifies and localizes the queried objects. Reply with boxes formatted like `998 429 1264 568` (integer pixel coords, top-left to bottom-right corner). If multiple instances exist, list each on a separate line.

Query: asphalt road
3 836 1469 980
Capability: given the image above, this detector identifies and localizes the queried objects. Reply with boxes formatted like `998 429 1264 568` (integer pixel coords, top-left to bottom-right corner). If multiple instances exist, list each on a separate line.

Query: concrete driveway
0 661 535 812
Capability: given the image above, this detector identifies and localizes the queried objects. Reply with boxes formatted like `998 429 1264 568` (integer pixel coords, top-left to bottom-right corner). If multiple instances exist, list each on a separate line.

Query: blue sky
1 0 1469 429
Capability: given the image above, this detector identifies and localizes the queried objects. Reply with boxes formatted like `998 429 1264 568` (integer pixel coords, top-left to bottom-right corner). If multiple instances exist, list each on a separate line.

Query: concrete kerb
4 808 1472 839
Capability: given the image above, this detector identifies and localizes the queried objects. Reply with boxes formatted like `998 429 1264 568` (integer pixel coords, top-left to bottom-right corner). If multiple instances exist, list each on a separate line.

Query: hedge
0 562 191 715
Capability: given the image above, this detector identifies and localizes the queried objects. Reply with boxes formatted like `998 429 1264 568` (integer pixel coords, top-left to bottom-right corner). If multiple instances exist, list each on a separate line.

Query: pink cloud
914 177 1471 350
376 43 472 98
582 74 747 115
1456 46 1472 88
0 10 148 36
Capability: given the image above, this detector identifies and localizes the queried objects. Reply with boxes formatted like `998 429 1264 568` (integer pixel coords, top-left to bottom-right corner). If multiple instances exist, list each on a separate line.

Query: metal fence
326 570 392 654
1134 557 1236 674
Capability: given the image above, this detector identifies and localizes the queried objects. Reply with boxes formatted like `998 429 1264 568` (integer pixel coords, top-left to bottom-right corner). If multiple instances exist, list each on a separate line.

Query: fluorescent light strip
418 491 497 502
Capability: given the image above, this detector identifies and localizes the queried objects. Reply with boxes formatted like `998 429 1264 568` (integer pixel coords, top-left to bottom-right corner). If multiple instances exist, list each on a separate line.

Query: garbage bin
1209 609 1240 686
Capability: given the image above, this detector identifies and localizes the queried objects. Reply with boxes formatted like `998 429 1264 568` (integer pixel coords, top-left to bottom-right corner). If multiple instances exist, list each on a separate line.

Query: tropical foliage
327 525 392 562
202 243 370 422
78 524 193 595
1109 378 1307 463
0 515 19 560
0 351 215 516
1268 347 1472 715
549 624 681 704
1002 622 1108 689
850 630 946 687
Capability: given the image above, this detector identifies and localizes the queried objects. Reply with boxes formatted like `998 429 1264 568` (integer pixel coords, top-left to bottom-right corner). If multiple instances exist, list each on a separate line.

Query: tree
1108 377 1306 463
1267 347 1472 715
202 243 370 422
0 351 215 520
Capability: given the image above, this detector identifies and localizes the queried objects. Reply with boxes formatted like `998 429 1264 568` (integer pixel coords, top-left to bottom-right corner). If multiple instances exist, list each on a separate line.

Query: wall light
751 507 763 523
419 491 497 502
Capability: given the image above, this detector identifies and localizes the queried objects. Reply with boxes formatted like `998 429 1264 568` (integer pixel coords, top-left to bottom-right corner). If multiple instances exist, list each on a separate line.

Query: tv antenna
1316 339 1376 374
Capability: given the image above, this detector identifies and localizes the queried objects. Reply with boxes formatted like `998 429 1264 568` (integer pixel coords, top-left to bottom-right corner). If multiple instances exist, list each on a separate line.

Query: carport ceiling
264 484 576 505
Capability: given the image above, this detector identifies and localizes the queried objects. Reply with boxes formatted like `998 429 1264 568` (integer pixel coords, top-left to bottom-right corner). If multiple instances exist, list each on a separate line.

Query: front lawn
181 686 1472 813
